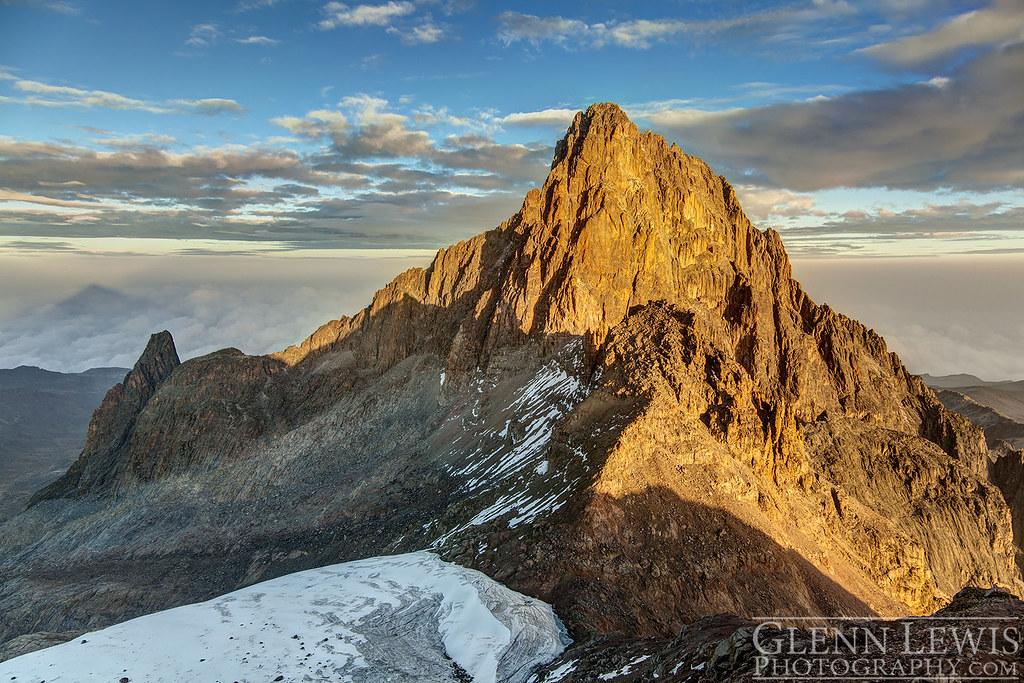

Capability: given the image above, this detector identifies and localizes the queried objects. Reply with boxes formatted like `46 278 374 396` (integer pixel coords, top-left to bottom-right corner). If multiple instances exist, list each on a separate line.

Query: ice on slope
0 551 569 683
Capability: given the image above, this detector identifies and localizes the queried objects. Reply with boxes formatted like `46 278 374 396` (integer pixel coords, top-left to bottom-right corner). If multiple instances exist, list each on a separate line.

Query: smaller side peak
132 330 180 387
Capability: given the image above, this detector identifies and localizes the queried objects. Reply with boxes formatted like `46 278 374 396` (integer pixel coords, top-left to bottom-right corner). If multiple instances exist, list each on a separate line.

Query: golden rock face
274 104 1019 626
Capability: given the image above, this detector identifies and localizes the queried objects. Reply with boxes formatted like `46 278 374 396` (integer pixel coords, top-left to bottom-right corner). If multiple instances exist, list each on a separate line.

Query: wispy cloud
8 80 171 112
496 2 857 50
235 35 281 46
388 21 444 45
501 108 577 127
234 0 283 12
185 23 221 48
171 98 246 115
1 0 80 15
0 76 243 115
318 1 414 29
859 0 1024 67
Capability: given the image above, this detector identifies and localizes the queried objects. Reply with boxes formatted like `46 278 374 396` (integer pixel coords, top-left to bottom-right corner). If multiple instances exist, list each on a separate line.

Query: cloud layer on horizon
3 252 1023 383
0 254 430 371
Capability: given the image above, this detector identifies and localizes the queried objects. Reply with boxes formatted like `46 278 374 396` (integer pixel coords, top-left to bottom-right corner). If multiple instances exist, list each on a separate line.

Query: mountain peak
29 330 180 503
551 102 637 168
491 102 769 350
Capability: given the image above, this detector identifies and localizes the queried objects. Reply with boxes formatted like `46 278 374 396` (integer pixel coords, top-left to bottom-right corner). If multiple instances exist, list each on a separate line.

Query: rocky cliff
3 104 1020 660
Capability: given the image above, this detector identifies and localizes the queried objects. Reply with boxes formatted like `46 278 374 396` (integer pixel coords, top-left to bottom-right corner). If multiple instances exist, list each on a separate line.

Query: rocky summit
1 104 1021 670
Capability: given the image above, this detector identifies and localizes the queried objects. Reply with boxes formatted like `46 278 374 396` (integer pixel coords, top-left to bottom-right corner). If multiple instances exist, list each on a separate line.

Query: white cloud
318 1 414 29
794 255 1024 380
496 13 587 46
10 79 172 113
389 21 444 45
270 109 350 137
0 76 243 115
501 108 577 127
497 3 857 50
235 35 280 46
859 0 1024 67
185 23 221 48
171 98 245 115
733 185 820 222
2 0 81 15
235 0 282 11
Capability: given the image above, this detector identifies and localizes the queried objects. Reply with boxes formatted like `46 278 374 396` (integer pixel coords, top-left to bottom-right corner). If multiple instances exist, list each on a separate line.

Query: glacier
0 551 569 683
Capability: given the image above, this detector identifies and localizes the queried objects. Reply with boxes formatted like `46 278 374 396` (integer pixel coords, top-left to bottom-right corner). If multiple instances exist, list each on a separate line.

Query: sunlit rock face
2 104 1020 664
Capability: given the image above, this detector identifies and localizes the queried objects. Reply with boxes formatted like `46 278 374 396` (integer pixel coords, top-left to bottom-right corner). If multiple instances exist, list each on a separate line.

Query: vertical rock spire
30 331 180 504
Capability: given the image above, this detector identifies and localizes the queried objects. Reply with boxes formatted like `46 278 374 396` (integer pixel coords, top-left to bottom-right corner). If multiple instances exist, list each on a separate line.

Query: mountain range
0 365 125 522
1 104 1022 679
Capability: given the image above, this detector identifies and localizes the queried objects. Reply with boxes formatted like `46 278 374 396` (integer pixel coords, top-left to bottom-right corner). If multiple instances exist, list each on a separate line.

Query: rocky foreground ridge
2 104 1022 666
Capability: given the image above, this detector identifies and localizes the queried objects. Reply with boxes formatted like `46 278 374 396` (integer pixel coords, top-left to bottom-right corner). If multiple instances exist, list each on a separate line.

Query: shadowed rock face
3 104 1021 659
30 331 180 502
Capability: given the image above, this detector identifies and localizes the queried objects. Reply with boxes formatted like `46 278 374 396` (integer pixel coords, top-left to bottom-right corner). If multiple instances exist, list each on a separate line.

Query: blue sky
0 0 1021 257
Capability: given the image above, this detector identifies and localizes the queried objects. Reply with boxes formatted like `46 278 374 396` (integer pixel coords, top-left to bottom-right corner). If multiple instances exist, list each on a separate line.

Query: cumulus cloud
734 185 821 222
859 0 1024 67
642 44 1024 192
318 1 414 29
272 95 551 181
0 92 553 248
388 21 444 45
317 1 449 44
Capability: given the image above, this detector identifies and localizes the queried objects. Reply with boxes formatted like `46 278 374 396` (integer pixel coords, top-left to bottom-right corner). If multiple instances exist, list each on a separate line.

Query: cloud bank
642 44 1024 192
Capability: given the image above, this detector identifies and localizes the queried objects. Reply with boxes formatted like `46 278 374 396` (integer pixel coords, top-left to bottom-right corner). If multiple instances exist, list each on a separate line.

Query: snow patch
0 551 569 683
530 658 579 682
434 342 591 546
598 654 651 680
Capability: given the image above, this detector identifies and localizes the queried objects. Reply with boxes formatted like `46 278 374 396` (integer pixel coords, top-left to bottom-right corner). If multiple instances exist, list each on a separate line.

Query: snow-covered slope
0 551 569 683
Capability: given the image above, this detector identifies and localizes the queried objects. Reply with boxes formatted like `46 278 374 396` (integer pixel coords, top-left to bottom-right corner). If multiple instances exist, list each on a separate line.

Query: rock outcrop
528 586 1024 682
3 104 1021 661
30 331 179 501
